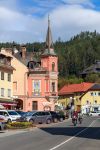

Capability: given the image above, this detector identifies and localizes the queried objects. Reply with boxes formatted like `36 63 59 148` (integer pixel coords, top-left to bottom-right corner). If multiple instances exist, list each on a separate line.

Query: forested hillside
0 31 100 87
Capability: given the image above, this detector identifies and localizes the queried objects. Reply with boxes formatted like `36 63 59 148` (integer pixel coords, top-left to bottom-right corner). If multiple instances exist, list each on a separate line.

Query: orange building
27 18 58 111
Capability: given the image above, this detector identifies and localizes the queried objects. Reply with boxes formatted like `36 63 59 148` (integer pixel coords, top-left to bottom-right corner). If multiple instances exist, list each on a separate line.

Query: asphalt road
0 116 100 150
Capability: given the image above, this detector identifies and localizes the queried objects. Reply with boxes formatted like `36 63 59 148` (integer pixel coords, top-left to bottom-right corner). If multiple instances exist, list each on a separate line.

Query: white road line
49 120 96 150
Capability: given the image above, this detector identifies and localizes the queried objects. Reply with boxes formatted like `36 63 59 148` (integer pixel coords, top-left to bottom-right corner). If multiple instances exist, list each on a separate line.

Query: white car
89 111 100 116
0 110 21 122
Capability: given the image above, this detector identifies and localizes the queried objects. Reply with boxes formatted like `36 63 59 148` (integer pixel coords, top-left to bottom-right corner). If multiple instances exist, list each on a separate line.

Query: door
34 112 43 124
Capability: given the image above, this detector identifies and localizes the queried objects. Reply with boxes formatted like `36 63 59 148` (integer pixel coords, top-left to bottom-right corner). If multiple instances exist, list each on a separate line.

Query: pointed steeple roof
46 15 53 49
41 16 57 57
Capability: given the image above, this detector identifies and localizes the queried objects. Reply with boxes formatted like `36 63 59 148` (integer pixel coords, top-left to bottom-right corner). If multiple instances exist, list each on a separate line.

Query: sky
0 0 100 43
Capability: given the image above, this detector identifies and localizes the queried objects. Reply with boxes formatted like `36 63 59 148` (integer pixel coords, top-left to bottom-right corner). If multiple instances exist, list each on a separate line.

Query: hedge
6 122 35 129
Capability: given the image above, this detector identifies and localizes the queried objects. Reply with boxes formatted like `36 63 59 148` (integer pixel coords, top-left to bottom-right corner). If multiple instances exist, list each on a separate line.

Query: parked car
49 111 65 123
89 111 100 116
0 115 7 130
18 111 52 124
0 110 21 122
15 110 26 117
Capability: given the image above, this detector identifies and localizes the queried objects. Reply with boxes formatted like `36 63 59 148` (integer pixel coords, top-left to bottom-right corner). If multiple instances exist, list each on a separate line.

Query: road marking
49 120 96 150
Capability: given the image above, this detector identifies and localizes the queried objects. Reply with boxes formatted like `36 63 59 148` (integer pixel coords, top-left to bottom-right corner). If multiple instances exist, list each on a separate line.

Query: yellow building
0 51 15 109
80 84 100 114
58 82 96 113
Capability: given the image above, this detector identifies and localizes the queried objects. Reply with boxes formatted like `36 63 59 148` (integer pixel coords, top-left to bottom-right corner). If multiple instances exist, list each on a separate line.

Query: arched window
52 62 55 71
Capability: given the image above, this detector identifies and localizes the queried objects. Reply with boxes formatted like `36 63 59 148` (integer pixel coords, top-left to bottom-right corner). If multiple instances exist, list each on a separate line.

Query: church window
52 62 55 71
52 82 55 92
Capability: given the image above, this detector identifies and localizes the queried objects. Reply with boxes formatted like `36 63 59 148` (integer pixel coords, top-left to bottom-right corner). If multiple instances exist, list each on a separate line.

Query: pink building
12 18 58 111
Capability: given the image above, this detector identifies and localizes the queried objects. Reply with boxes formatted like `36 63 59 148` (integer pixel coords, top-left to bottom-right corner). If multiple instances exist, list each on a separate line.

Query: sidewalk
0 127 37 138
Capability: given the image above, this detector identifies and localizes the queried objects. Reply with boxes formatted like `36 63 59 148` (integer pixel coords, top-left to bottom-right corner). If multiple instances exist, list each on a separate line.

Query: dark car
16 111 26 117
18 111 52 124
49 111 65 123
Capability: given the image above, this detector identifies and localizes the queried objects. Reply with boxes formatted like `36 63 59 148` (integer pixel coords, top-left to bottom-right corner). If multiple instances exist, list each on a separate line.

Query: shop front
0 99 17 110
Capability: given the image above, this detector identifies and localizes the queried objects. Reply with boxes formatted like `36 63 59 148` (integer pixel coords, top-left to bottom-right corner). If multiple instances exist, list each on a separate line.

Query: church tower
41 16 58 108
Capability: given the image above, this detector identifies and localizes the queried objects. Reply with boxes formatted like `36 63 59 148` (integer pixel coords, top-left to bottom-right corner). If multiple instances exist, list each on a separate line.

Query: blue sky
0 0 100 43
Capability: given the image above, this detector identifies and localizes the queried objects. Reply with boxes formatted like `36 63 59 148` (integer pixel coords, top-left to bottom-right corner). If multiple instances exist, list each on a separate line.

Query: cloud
0 0 100 43
62 0 95 8
50 4 100 40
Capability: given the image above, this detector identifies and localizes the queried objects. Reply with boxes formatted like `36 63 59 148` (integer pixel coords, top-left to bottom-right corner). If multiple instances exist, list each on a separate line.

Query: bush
6 122 34 129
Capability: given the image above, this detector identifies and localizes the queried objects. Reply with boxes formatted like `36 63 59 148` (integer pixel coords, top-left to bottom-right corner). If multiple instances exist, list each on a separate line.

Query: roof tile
59 82 94 95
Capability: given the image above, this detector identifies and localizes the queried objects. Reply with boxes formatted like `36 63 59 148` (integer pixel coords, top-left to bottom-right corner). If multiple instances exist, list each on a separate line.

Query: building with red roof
58 82 100 113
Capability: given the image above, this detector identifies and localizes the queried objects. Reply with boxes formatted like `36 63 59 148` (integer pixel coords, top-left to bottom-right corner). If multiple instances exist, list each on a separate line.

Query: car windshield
8 111 19 115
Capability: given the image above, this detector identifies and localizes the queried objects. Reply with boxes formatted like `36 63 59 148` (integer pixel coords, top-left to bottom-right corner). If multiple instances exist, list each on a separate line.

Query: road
0 116 100 150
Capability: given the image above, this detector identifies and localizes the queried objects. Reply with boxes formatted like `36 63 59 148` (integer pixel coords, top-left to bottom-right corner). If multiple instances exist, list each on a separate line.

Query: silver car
23 111 52 124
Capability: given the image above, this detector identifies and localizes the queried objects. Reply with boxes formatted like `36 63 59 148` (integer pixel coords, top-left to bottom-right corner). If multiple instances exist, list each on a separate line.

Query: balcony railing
45 91 58 97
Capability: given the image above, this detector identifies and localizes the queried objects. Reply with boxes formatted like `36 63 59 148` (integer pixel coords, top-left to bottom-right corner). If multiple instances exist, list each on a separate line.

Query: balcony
45 91 58 97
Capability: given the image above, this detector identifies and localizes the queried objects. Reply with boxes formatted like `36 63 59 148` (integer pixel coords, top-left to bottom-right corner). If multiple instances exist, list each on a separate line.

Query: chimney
12 44 18 54
21 44 26 59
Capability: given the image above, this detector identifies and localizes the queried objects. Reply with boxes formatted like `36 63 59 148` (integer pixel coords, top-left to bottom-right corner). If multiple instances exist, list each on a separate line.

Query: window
29 62 34 69
52 62 55 71
8 89 11 97
98 92 100 96
94 100 97 104
8 73 11 82
1 88 4 97
0 58 4 64
90 92 93 96
32 101 38 110
52 82 55 92
1 72 4 80
13 82 17 91
86 100 89 104
32 80 41 96
0 111 9 116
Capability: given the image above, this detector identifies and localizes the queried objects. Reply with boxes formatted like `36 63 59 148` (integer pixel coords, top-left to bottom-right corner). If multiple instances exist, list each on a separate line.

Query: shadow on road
0 131 5 133
39 126 100 140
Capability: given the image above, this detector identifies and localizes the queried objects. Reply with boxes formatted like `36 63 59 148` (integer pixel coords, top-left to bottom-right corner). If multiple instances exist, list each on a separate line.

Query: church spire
41 16 57 57
45 15 53 50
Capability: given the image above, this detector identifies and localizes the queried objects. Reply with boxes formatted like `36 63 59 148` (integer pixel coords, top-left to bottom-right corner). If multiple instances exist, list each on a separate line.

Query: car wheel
46 119 51 124
54 118 58 123
59 118 63 122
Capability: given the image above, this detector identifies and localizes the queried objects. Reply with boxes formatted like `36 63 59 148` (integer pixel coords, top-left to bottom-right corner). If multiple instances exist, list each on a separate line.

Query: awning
0 98 17 106
0 103 17 106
